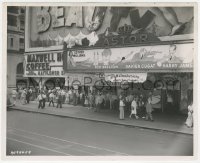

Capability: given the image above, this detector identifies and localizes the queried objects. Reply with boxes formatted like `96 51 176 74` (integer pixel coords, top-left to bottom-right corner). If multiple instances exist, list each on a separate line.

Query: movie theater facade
24 6 194 113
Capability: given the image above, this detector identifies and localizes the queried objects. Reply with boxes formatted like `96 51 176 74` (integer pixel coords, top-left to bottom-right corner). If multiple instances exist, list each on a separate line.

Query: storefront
24 6 194 113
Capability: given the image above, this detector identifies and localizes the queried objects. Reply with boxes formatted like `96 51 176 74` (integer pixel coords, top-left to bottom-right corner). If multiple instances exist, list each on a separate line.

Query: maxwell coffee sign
25 6 194 52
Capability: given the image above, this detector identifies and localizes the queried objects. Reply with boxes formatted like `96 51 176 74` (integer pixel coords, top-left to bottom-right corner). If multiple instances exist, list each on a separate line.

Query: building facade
23 6 194 114
7 6 25 94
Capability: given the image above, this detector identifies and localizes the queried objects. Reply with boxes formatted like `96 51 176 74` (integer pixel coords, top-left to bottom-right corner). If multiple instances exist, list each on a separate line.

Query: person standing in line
37 92 43 109
76 90 80 105
80 91 85 106
139 95 146 118
68 88 72 104
84 94 89 108
21 88 27 105
185 101 193 128
88 91 93 109
42 92 47 109
73 90 77 106
47 89 51 102
61 89 66 104
49 91 55 107
65 90 70 104
119 95 126 120
145 97 154 122
95 92 102 112
11 88 18 106
26 88 31 104
56 90 62 108
129 97 139 119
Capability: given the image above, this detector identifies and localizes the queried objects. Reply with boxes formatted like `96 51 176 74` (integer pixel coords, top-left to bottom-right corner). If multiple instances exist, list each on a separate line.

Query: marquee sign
64 43 193 72
25 6 194 52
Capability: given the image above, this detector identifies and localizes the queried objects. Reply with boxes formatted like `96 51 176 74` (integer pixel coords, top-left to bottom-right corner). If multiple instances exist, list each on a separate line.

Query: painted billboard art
65 43 193 72
25 6 194 51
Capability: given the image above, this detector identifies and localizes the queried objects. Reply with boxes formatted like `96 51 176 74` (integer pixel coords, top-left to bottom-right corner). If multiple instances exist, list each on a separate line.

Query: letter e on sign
52 7 65 28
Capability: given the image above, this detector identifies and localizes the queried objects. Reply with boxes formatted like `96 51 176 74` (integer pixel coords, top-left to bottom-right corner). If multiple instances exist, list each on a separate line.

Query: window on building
7 6 19 14
16 63 24 75
10 38 14 47
19 38 24 51
20 38 24 43
8 15 17 27
20 20 25 30
20 8 25 14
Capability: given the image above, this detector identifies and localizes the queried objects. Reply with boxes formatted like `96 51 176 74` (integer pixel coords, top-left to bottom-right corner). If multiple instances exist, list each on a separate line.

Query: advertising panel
25 6 194 52
64 43 193 72
24 51 64 77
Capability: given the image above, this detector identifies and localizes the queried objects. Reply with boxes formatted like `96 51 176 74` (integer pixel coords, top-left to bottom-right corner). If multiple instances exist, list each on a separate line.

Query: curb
9 107 193 136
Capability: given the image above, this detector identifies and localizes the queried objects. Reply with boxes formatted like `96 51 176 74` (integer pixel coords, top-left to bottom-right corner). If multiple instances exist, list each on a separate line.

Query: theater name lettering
37 6 105 33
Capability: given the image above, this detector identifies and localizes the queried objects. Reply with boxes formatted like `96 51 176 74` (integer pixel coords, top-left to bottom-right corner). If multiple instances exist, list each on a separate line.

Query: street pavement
7 110 193 156
9 101 193 135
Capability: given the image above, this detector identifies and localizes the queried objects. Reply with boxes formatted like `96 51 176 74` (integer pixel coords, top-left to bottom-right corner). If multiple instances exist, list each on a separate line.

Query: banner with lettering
25 6 194 52
105 73 147 83
65 43 193 72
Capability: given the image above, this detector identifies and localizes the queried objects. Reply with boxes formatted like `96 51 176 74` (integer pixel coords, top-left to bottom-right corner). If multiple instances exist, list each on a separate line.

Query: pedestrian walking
119 95 126 120
26 88 31 104
11 88 18 106
65 90 70 104
42 92 47 108
56 91 62 108
61 89 66 104
129 97 139 119
37 92 43 109
88 92 95 109
185 101 193 128
49 91 55 107
76 90 80 105
138 95 146 118
145 98 154 121
95 92 103 112
20 88 27 105
72 90 77 106
84 94 89 108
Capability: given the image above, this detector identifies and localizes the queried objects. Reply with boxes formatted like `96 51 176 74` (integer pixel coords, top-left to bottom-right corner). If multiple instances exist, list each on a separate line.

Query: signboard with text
65 43 193 72
25 6 194 52
24 51 64 77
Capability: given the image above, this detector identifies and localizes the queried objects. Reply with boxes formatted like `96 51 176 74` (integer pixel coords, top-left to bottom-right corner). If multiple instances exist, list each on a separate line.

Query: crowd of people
10 87 193 127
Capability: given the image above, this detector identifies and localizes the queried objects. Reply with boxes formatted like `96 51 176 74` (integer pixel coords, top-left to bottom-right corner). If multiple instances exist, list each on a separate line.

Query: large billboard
25 6 194 52
64 43 193 72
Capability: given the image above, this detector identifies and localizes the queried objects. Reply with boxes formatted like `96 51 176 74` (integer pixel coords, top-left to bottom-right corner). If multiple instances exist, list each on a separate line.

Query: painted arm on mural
157 7 185 36
110 7 186 36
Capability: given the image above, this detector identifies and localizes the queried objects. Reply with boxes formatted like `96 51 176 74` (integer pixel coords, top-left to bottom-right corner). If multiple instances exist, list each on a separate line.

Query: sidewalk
9 101 193 135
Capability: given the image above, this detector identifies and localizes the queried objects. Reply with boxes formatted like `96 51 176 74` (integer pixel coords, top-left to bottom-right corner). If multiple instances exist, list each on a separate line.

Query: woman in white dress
129 98 139 119
185 102 193 128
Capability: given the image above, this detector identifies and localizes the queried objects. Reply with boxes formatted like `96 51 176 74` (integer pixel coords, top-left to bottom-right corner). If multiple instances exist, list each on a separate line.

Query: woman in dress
185 102 193 128
119 95 126 120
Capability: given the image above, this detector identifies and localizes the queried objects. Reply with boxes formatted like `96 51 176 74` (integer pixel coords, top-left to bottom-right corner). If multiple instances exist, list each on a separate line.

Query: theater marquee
64 43 193 72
